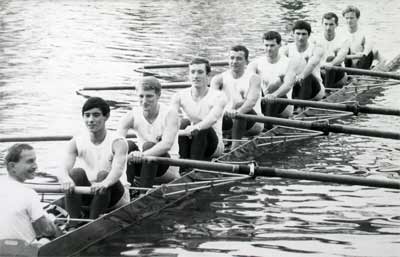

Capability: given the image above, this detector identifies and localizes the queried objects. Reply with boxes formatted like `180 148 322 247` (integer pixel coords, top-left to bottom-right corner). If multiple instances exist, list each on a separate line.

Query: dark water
0 0 399 256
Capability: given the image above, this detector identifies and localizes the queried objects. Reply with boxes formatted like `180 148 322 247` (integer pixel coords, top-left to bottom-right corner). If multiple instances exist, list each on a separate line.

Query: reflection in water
0 0 399 256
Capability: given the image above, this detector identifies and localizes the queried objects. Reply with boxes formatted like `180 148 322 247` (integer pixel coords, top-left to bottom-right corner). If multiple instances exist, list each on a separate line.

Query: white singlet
0 176 46 243
286 42 324 87
131 103 179 158
313 34 347 64
249 54 291 97
221 70 263 115
74 131 129 207
341 28 369 54
176 88 225 157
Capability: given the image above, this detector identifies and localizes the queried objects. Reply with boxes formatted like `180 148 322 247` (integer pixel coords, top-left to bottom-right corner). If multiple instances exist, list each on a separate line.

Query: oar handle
31 185 93 194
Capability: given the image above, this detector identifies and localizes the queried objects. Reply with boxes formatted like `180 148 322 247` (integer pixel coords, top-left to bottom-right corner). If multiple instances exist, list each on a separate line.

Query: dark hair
5 143 34 165
137 76 161 96
230 45 249 61
292 20 312 34
189 57 211 74
262 31 282 44
342 5 360 18
81 97 110 116
322 12 339 25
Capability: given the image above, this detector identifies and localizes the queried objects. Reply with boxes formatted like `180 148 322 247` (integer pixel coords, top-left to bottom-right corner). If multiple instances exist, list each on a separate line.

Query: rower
315 12 350 88
247 31 293 118
172 57 227 161
341 5 385 69
211 45 263 149
0 144 61 246
281 20 326 108
59 97 130 220
117 76 180 190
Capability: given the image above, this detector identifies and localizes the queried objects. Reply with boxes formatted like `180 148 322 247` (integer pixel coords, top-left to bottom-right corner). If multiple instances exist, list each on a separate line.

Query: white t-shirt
0 175 46 243
175 88 225 156
130 103 179 158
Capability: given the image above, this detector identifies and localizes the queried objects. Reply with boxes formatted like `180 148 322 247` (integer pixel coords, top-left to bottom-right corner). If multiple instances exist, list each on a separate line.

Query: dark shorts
292 74 322 100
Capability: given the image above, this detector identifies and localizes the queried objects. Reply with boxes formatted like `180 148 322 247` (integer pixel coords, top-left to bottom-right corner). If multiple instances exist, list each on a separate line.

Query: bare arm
329 39 350 66
117 111 134 137
58 139 78 183
143 108 179 157
237 74 261 114
101 138 128 188
196 92 227 130
210 73 224 90
170 92 181 113
299 45 324 78
246 60 259 74
269 58 298 98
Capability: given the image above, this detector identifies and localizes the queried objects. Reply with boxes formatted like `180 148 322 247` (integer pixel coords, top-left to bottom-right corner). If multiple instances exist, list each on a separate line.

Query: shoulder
209 88 227 106
111 136 128 153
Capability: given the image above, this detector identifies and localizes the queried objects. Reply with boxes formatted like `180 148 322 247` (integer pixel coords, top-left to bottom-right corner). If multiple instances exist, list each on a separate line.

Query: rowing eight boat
5 55 400 257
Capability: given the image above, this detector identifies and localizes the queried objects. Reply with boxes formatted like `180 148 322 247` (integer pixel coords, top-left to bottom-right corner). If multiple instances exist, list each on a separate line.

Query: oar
233 113 400 140
322 65 400 80
142 156 400 190
30 185 93 194
0 133 137 143
78 81 191 91
263 98 400 116
138 60 228 69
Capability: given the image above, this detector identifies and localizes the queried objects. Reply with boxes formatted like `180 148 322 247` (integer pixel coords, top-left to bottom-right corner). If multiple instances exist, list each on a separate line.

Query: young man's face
263 39 281 58
10 149 38 182
322 18 337 36
294 29 310 47
83 107 108 133
343 11 358 29
137 87 160 112
229 50 247 73
189 63 208 89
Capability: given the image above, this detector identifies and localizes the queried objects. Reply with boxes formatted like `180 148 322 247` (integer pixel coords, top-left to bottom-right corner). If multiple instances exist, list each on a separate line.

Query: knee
68 168 86 182
142 141 156 151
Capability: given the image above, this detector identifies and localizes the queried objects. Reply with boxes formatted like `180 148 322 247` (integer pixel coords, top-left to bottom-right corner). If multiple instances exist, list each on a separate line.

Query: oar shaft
142 157 400 190
322 65 400 80
79 82 191 91
141 61 228 69
0 133 137 143
31 185 93 194
236 113 400 140
255 167 400 189
266 98 400 116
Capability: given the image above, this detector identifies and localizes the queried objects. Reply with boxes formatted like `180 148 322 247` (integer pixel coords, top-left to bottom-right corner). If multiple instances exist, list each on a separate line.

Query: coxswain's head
5 143 37 182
